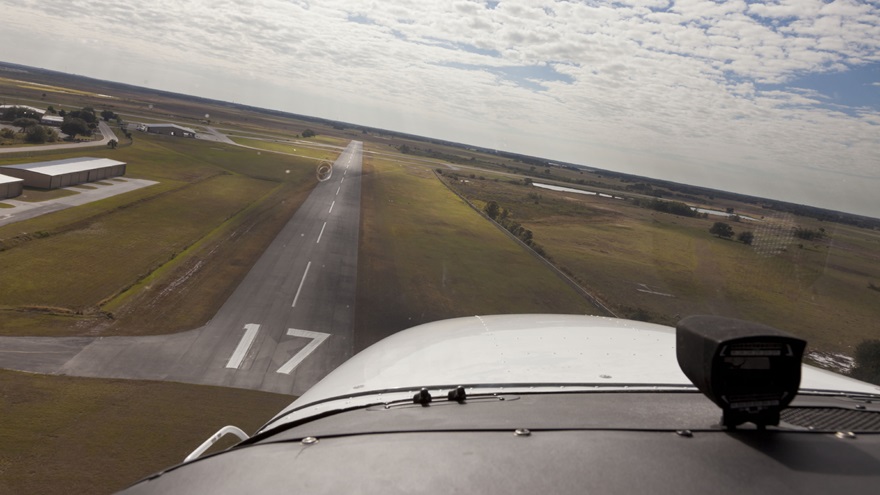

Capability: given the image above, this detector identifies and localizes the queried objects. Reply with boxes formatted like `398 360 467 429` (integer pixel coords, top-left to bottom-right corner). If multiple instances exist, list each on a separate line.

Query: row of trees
2 106 41 121
634 197 701 218
709 222 754 245
484 200 546 256
794 227 827 241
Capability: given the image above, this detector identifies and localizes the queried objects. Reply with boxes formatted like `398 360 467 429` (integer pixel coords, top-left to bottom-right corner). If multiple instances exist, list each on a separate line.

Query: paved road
0 141 363 395
0 121 117 154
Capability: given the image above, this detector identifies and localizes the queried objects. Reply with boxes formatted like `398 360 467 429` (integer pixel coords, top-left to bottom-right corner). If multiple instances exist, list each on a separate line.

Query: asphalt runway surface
0 141 363 396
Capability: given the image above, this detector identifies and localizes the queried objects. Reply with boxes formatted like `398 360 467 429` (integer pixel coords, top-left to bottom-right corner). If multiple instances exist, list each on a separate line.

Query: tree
12 117 39 132
107 139 118 149
58 109 66 117
68 107 96 124
101 110 116 121
61 117 91 139
25 125 49 143
709 222 734 239
484 201 500 220
302 129 316 138
850 340 880 385
47 105 56 114
737 231 754 245
0 128 14 139
2 106 40 121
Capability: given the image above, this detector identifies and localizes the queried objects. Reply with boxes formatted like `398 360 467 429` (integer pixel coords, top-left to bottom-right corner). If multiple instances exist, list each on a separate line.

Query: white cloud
1 0 879 216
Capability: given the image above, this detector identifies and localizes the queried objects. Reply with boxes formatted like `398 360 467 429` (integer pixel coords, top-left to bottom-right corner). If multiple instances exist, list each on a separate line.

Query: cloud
1 0 879 216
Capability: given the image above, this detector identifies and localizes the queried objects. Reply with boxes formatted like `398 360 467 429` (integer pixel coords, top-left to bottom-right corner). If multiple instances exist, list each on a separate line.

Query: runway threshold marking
329 201 335 213
291 261 312 307
277 328 331 374
317 221 327 244
226 324 260 369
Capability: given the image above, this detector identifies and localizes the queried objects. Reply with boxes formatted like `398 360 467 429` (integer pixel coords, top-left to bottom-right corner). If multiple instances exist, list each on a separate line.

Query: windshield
1 1 879 493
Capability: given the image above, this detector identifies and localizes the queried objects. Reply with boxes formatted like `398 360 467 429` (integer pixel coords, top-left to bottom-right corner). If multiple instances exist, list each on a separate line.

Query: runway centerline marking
341 177 345 184
226 324 260 369
291 261 312 308
336 186 340 196
317 222 327 244
277 328 331 374
329 201 335 214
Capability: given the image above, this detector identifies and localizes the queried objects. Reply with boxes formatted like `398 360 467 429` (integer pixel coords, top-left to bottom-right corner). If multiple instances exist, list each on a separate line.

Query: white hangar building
0 157 127 189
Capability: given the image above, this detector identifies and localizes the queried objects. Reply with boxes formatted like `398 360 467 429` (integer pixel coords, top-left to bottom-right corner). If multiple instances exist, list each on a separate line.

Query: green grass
446 177 880 356
100 180 314 336
0 174 273 311
230 137 339 161
355 156 599 349
0 132 319 336
0 202 13 208
0 369 293 495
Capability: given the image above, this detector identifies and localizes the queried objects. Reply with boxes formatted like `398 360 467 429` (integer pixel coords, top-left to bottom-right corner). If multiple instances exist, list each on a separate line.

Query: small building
0 174 24 200
0 157 127 189
146 123 197 138
40 115 64 126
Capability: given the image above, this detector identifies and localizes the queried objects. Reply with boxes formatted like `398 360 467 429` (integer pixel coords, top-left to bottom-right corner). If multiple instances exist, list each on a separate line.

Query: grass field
0 132 318 336
445 176 880 356
230 136 341 161
0 370 292 495
355 154 599 350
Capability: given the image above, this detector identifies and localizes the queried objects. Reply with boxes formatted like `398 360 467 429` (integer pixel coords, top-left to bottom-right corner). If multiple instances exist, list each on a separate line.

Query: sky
1 0 879 217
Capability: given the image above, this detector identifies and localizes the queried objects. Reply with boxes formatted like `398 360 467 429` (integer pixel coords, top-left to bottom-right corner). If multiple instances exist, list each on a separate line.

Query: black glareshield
676 315 807 429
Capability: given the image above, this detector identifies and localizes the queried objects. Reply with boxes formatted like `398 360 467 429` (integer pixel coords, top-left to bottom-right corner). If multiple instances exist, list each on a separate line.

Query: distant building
0 157 126 189
146 123 197 138
0 174 24 200
40 115 64 126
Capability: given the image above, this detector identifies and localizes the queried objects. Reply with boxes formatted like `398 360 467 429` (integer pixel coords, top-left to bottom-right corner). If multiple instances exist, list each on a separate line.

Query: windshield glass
1 1 879 492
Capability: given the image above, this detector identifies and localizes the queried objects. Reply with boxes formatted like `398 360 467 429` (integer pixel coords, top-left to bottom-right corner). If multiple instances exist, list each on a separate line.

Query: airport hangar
0 157 127 190
146 123 197 138
0 174 24 200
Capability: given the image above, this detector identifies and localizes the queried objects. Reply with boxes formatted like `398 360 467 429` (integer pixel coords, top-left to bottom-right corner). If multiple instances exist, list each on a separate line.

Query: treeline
483 201 548 257
793 227 826 241
633 197 701 217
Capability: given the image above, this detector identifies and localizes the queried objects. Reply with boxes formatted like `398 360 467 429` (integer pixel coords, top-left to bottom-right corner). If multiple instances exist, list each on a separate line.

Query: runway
0 141 363 395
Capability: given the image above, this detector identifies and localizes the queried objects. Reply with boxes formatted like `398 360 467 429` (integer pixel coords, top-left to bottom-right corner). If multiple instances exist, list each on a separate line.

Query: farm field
443 175 880 358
